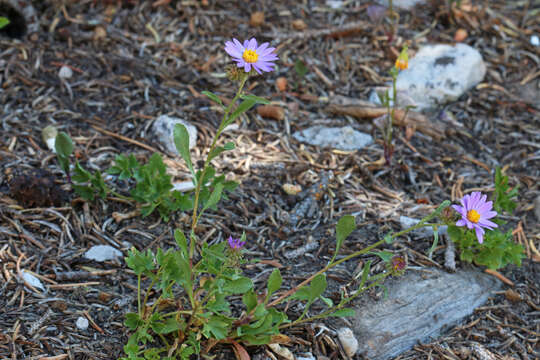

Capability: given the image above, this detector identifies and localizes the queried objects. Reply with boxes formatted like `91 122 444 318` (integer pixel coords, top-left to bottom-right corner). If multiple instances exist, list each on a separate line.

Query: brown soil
0 0 538 359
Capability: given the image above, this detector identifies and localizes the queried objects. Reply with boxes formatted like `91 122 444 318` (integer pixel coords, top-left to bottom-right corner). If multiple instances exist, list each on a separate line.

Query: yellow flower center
467 209 480 223
242 49 258 63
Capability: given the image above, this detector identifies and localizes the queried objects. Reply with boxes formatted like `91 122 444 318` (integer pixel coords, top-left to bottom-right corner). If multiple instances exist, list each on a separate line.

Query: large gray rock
396 44 486 110
352 267 500 360
293 126 373 151
152 115 197 154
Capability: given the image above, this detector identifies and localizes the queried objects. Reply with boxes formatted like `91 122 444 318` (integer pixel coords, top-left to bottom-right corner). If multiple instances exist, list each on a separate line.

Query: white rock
531 35 540 47
21 270 45 292
337 327 358 357
376 0 426 10
268 343 294 360
396 44 486 110
534 195 540 222
400 216 448 239
293 126 373 151
58 65 73 79
84 245 122 262
152 115 197 154
76 316 89 330
173 181 196 192
42 125 58 153
296 353 316 360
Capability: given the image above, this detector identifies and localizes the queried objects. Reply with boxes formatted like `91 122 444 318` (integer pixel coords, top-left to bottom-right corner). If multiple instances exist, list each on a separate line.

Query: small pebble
76 316 89 330
531 35 539 47
337 327 358 357
84 245 122 262
58 65 73 79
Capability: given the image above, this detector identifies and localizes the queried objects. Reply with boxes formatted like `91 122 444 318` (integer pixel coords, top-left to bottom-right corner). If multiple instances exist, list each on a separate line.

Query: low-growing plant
446 168 524 269
378 45 412 165
51 38 523 359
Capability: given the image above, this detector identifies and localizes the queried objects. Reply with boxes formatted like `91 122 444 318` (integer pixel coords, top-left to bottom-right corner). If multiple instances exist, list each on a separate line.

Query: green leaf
225 98 257 126
202 91 224 106
265 268 282 303
309 274 327 302
357 260 371 289
55 132 73 176
125 313 142 330
242 290 258 312
369 250 393 262
72 185 95 201
151 317 182 334
223 276 253 294
0 17 10 29
201 181 224 214
202 315 231 340
174 229 188 258
384 233 394 244
328 308 355 318
427 226 439 258
240 94 270 105
207 142 235 162
173 124 196 181
294 59 308 78
72 161 92 183
126 249 155 276
55 132 74 158
332 215 355 263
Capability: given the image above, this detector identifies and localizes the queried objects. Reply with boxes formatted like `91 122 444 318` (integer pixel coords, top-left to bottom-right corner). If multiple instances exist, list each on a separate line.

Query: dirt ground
0 0 539 359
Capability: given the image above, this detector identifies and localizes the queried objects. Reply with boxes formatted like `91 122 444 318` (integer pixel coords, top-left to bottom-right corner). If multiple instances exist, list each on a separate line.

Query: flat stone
293 126 373 151
152 115 197 154
396 44 486 110
84 245 122 262
76 316 89 330
351 267 500 360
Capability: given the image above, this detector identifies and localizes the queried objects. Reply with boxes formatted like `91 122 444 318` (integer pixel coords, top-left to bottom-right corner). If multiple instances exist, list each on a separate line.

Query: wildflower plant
446 168 524 269
379 45 412 165
51 38 523 359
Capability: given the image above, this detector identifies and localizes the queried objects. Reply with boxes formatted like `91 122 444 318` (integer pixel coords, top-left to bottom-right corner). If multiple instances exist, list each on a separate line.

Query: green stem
189 75 249 261
137 274 142 315
267 201 451 308
281 274 389 329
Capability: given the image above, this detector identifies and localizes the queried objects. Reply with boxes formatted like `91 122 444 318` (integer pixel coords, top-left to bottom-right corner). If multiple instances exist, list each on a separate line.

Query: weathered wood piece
352 267 501 360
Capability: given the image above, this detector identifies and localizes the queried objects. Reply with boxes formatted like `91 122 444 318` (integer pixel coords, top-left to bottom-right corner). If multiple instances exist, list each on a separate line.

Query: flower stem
189 75 248 261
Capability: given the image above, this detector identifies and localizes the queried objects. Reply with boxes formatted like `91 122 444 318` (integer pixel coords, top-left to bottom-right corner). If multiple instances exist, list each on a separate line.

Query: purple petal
461 195 470 210
225 43 243 59
258 46 276 56
247 38 258 50
244 62 251 72
452 204 463 213
256 42 269 53
252 64 263 74
474 226 484 244
243 39 250 48
233 38 244 50
479 193 487 205
456 219 467 227
478 218 498 229
483 210 497 219
477 200 493 213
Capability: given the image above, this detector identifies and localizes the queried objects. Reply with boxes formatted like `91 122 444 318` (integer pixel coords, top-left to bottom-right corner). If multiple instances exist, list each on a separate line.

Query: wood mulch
0 0 538 359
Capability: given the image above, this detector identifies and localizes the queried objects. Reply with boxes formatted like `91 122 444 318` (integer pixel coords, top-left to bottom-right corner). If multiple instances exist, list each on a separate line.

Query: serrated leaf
331 215 355 263
173 124 196 181
125 313 142 330
202 91 224 106
265 268 282 303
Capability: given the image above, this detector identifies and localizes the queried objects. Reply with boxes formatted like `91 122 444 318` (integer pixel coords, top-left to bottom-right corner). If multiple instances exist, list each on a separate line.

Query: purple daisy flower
224 38 278 74
452 192 498 244
227 236 246 250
